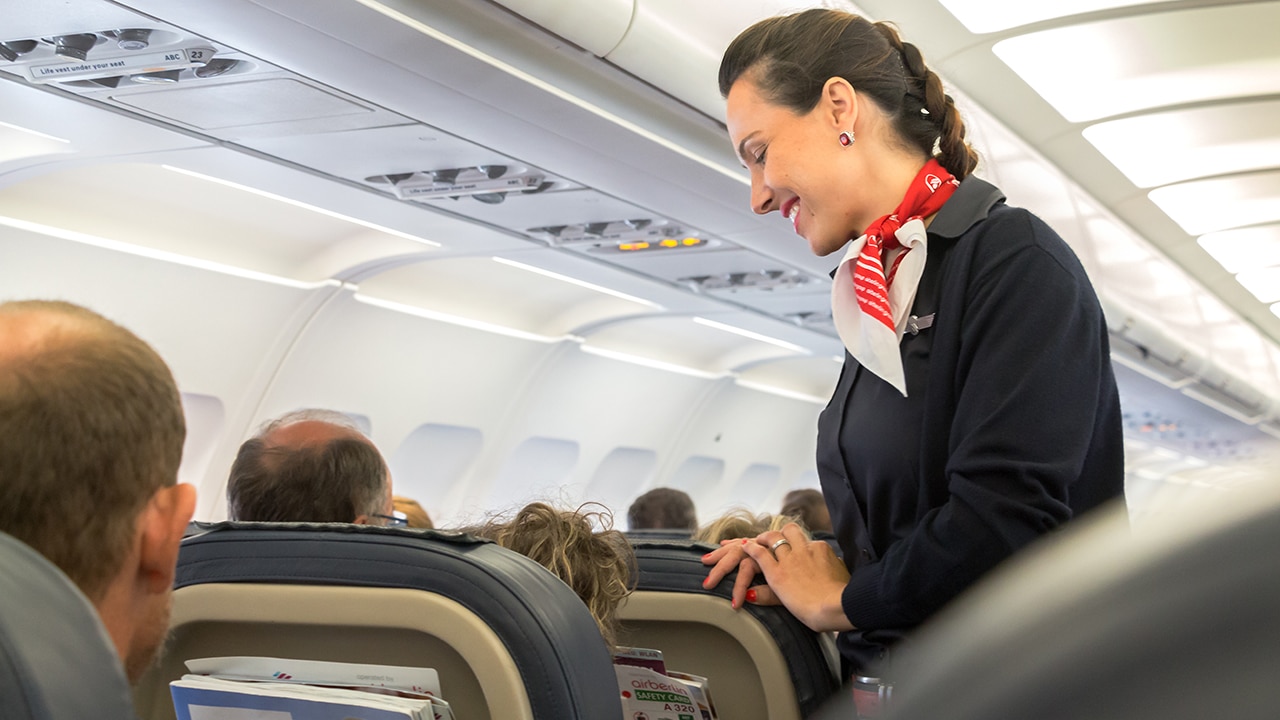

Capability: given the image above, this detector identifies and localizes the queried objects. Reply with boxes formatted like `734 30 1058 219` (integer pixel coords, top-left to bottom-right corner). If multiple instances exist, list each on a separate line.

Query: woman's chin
807 235 847 257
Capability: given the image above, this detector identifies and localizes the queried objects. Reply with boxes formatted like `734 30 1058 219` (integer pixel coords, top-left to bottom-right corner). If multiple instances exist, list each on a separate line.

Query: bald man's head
226 410 391 524
0 300 186 600
0 300 195 683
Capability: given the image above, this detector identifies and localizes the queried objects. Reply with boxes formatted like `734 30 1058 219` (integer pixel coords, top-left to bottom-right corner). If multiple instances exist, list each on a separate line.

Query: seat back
617 540 840 720
0 532 136 720
885 494 1280 720
133 523 622 720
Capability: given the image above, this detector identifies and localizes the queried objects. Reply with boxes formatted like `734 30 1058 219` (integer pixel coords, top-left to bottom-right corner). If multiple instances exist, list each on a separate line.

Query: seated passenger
694 509 800 545
0 300 196 685
466 503 636 649
780 489 832 535
226 409 394 524
780 488 841 556
627 487 698 533
394 495 435 529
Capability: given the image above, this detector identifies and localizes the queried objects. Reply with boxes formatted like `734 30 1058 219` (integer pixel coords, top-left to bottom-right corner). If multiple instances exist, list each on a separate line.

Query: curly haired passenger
467 503 636 650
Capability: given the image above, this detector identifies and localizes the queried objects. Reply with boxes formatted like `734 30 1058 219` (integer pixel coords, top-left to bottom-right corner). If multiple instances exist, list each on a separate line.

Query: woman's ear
822 77 859 132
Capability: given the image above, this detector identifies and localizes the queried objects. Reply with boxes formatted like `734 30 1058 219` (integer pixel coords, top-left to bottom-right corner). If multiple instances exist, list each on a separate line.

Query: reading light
0 40 37 62
24 44 217 84
681 270 818 293
49 34 98 62
368 165 546 202
131 69 181 84
86 75 124 89
193 58 239 79
112 28 151 50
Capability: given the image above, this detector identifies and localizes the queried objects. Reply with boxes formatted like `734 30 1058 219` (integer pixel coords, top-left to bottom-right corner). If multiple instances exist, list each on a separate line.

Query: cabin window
487 436 581 512
668 455 726 503
733 463 782 503
388 423 484 515
177 393 225 488
793 469 821 490
585 447 658 518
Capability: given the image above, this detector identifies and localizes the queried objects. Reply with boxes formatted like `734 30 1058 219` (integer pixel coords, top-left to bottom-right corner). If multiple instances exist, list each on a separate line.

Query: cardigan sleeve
841 209 1113 630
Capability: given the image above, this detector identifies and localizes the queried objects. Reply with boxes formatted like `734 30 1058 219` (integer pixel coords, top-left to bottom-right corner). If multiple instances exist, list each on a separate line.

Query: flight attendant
701 9 1125 677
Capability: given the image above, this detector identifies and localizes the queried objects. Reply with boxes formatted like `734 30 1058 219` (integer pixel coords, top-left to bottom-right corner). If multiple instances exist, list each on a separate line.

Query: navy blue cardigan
817 176 1125 672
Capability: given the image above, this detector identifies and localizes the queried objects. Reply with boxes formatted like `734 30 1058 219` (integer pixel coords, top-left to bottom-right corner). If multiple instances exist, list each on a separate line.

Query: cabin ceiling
2 0 1280 485
854 0 1280 346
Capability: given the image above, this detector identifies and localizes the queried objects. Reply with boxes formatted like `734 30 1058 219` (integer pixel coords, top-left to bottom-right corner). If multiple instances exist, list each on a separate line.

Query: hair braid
872 22 978 179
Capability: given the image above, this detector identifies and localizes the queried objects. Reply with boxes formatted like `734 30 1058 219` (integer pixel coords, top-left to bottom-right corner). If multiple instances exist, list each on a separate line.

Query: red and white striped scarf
832 159 959 396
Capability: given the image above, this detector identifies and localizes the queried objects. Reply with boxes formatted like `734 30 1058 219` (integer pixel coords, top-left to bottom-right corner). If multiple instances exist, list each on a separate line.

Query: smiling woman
703 7 1126 685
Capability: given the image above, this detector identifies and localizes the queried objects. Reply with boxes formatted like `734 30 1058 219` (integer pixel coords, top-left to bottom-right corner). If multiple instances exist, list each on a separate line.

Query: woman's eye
754 148 767 165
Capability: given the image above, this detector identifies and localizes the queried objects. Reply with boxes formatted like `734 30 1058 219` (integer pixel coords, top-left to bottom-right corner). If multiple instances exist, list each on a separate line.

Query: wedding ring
769 538 791 553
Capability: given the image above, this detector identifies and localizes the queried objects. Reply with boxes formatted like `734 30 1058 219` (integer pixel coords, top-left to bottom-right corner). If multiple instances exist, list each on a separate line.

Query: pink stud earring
838 131 855 147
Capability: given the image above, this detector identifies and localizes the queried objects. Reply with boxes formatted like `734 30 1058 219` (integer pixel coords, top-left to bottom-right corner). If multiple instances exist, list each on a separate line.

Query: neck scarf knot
831 158 959 396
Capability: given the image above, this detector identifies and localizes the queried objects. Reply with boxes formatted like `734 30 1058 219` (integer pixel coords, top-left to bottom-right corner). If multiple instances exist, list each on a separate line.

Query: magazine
170 657 454 720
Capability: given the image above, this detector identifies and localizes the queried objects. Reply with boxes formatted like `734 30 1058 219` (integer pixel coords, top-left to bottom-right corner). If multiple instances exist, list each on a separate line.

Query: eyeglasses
372 512 408 527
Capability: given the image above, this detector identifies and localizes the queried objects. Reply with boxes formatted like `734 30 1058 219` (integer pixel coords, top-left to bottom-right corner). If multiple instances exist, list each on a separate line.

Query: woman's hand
701 536 765 609
702 523 856 632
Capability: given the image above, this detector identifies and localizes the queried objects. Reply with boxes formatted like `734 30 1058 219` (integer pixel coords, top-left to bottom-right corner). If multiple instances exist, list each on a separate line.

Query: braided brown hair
719 9 978 179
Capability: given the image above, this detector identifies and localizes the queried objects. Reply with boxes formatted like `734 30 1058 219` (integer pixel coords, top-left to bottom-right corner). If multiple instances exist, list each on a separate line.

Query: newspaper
171 657 453 720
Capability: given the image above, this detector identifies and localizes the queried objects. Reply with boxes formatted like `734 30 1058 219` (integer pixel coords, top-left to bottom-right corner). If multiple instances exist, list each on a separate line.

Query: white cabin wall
0 223 329 519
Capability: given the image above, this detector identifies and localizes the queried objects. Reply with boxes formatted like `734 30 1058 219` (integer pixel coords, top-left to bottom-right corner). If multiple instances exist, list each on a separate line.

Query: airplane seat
133 522 623 720
618 539 841 720
624 528 694 542
882 491 1280 720
0 531 136 720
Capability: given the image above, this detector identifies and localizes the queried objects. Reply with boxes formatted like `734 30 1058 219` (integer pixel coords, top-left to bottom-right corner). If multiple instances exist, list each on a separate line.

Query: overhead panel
1149 171 1280 237
485 0 635 56
0 162 432 284
354 256 665 340
580 314 808 374
1083 100 1280 189
992 4 1280 122
936 0 1170 33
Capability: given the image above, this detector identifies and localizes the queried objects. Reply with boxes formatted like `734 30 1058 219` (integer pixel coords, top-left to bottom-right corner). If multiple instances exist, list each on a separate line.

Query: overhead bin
487 0 635 56
1101 295 1205 389
491 0 859 120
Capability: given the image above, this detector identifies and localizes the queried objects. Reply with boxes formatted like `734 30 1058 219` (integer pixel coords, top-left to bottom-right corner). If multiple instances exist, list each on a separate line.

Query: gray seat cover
0 531 136 720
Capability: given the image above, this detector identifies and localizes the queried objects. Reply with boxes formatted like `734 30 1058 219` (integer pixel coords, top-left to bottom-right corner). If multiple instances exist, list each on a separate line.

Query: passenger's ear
352 514 373 525
137 483 197 594
822 77 859 132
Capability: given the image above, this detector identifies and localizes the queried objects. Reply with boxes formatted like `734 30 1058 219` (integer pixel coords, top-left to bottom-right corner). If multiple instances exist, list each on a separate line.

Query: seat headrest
0 532 136 720
628 539 841 715
887 494 1280 720
174 522 621 720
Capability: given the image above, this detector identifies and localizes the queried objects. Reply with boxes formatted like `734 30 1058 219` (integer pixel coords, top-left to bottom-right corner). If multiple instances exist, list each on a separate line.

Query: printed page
171 676 427 720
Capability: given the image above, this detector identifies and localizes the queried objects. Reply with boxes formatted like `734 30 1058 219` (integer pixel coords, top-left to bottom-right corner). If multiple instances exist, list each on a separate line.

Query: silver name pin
907 313 935 335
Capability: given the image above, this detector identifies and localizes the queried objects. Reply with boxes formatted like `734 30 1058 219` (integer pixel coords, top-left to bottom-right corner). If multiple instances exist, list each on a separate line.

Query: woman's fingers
744 584 780 605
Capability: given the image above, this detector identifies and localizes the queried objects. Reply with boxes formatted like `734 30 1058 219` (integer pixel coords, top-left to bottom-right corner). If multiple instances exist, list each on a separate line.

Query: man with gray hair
226 409 394 524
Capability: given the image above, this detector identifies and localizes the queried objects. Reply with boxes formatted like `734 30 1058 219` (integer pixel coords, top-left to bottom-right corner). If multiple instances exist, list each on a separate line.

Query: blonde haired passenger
695 509 804 546
393 495 434 529
467 503 636 650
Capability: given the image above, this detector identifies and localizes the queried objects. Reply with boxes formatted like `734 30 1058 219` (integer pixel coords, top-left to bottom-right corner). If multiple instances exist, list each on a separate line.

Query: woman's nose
751 175 774 215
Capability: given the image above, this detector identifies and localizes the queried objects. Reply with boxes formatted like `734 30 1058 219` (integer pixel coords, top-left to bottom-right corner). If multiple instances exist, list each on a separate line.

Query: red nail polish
701 552 712 560
741 538 748 545
746 589 757 603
